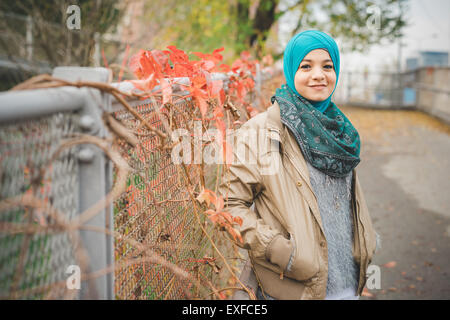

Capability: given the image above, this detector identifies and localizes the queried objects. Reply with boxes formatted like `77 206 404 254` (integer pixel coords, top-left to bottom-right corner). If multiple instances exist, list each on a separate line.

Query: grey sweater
258 162 361 300
305 161 360 298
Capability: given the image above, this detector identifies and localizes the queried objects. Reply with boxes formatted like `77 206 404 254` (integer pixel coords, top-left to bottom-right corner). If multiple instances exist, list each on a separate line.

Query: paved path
343 106 450 299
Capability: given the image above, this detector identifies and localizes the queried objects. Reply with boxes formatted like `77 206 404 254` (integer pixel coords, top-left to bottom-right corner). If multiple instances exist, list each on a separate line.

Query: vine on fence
2 44 267 300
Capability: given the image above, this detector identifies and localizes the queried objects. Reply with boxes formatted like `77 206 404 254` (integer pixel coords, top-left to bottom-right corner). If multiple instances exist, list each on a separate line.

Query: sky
279 0 450 73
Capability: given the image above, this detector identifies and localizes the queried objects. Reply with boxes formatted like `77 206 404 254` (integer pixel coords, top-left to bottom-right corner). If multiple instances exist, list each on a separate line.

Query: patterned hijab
272 30 361 177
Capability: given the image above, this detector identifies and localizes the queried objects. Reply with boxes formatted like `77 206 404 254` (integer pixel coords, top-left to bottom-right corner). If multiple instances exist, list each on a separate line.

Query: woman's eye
300 65 310 69
324 65 333 69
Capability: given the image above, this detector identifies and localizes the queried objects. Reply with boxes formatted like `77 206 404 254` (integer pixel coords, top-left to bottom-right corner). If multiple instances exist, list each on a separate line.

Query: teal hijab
283 29 340 113
272 30 361 177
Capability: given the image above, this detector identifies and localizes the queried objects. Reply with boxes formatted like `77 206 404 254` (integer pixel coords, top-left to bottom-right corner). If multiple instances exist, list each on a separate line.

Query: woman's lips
309 85 327 90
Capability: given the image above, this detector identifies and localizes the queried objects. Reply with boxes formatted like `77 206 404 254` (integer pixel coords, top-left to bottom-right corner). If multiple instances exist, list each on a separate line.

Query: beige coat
218 101 377 300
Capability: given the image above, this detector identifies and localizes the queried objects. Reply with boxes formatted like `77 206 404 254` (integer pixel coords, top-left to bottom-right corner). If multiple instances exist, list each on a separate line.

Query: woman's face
294 49 336 102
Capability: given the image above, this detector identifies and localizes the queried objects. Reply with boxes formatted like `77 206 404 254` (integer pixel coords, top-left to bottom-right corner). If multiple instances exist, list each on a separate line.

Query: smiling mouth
309 85 327 90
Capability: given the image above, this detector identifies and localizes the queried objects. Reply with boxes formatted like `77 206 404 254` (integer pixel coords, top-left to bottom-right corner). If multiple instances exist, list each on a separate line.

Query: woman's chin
305 95 328 102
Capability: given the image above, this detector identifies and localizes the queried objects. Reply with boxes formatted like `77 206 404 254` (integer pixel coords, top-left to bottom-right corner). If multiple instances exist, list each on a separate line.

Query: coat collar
265 101 314 191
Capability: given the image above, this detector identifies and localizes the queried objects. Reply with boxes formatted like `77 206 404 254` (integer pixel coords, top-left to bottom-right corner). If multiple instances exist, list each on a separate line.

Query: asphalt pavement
343 106 450 300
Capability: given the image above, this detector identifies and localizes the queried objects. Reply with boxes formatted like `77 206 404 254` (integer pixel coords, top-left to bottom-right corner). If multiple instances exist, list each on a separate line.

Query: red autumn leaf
129 50 148 79
361 288 374 297
192 75 207 88
129 73 157 92
214 118 226 140
165 45 190 65
215 196 224 212
207 80 223 100
244 77 255 90
212 47 224 61
171 63 193 77
225 225 243 244
213 106 224 118
200 60 215 71
218 64 231 73
219 88 226 106
150 49 170 71
196 189 217 207
240 51 251 61
382 261 397 268
206 210 219 224
129 50 165 80
233 216 243 226
193 47 224 66
237 81 248 101
231 59 244 73
219 210 233 224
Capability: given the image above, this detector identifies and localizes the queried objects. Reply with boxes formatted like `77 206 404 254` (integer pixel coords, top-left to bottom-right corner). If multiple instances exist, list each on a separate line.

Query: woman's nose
311 67 325 80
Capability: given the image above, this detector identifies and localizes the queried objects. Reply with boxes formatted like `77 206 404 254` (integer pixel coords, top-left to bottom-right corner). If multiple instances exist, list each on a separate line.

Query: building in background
406 51 449 70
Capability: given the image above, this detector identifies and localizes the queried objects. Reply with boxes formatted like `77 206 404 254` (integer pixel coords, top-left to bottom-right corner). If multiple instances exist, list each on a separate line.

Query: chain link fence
0 66 253 299
110 91 236 300
0 112 80 299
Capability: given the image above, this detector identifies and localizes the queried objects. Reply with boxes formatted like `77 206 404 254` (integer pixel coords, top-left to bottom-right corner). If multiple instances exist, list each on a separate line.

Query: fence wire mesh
0 112 80 299
0 73 244 300
112 96 237 300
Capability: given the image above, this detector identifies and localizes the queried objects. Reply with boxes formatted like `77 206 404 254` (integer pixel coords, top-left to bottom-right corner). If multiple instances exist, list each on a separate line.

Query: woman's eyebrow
301 59 333 63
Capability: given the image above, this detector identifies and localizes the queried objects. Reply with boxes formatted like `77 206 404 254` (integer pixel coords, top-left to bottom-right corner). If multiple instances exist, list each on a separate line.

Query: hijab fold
272 30 361 177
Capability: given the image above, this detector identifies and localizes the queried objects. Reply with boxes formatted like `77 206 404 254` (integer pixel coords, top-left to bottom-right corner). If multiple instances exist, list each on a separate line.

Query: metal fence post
26 15 33 62
52 67 114 299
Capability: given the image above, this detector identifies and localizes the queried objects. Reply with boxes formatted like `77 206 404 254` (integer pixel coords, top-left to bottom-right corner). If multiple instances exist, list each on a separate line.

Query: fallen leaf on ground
361 288 374 297
382 261 397 268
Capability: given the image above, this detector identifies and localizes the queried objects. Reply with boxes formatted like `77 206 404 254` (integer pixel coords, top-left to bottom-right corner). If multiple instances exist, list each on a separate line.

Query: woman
219 30 379 300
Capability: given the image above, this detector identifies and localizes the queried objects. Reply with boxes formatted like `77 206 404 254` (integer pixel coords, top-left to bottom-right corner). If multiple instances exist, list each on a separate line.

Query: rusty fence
0 66 265 299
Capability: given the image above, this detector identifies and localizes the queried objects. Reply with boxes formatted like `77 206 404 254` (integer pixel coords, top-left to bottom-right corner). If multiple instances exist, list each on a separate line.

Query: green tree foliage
144 0 408 59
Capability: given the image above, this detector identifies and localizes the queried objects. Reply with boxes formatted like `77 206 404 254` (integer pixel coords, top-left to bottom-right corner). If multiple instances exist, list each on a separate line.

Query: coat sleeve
218 126 293 270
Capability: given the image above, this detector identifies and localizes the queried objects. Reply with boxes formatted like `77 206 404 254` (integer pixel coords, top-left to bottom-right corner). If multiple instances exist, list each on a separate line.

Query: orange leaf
219 210 233 224
240 51 251 61
218 64 231 73
361 288 374 297
226 225 243 244
233 216 243 226
382 261 397 268
196 189 217 207
213 106 224 118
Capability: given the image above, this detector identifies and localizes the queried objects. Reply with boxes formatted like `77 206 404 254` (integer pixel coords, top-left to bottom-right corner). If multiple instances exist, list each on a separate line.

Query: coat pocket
265 234 294 272
284 233 320 281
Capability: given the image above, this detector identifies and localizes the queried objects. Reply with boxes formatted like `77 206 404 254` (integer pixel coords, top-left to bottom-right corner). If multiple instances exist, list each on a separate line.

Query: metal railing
334 68 450 110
